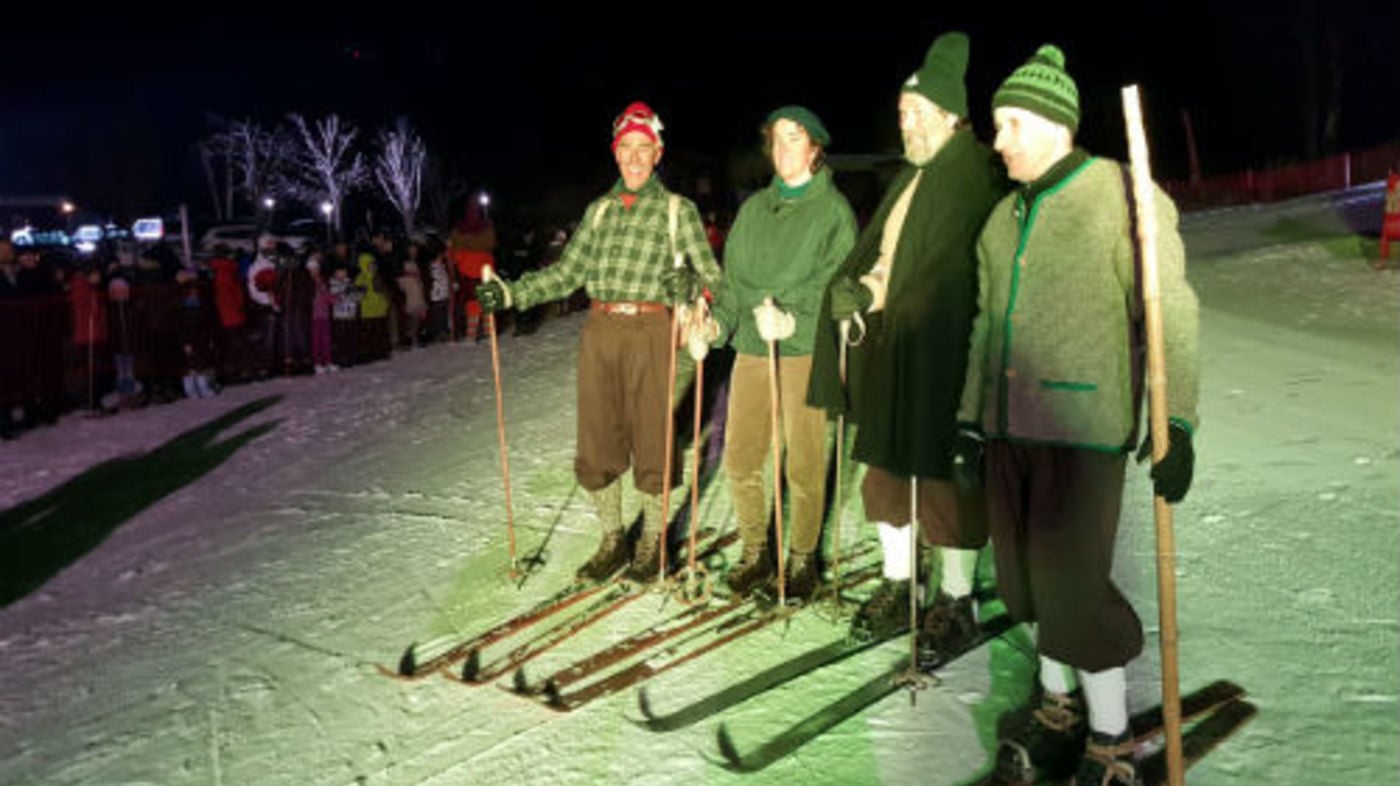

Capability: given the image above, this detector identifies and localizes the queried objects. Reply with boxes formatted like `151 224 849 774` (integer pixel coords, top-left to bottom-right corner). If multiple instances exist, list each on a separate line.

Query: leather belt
591 300 669 316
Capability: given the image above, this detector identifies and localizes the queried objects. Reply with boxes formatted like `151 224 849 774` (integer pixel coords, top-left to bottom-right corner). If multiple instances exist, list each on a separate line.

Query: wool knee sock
1078 666 1129 736
876 522 912 581
1039 653 1079 695
938 547 979 598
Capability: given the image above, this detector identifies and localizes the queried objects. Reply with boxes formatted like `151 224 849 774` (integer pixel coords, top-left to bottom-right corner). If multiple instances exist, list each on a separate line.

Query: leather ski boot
849 578 911 641
996 688 1088 783
1071 730 1141 786
783 550 819 602
725 541 774 597
917 590 980 670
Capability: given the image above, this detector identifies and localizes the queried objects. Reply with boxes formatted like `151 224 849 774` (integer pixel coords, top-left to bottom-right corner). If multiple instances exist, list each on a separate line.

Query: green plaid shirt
511 177 720 309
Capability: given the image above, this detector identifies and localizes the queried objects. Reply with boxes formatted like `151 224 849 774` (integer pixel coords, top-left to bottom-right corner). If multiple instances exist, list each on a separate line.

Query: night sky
2 1 1395 224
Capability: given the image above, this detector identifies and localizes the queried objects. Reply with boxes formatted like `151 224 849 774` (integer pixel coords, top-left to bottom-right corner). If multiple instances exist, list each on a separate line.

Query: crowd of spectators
0 217 584 441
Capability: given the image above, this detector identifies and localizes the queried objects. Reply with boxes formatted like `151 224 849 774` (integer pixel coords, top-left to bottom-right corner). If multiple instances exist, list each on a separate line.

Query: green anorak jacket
712 167 857 357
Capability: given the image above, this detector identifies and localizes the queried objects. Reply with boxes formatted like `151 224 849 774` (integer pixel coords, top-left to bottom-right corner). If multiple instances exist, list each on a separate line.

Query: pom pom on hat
992 44 1081 133
612 101 665 150
901 32 970 118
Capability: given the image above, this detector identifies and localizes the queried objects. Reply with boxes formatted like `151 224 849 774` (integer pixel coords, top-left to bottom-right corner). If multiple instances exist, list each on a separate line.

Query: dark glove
950 424 985 492
1136 421 1195 503
661 266 700 304
476 278 512 313
828 276 873 321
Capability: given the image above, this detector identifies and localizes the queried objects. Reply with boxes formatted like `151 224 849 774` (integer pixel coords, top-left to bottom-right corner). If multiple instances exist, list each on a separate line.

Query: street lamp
478 191 490 220
320 200 334 242
262 196 276 210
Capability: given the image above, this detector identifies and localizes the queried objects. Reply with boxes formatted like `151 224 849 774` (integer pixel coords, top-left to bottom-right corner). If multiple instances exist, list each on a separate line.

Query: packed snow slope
1 187 1396 785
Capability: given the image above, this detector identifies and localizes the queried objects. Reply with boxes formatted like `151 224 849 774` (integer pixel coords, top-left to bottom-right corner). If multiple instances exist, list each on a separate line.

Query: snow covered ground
1 187 1396 786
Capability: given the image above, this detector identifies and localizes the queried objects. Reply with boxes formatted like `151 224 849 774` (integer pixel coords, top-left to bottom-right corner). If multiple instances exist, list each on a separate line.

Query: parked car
199 223 315 255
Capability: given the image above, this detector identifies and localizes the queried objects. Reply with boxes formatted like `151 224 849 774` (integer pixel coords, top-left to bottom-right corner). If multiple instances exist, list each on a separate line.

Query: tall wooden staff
1122 84 1184 786
481 265 518 579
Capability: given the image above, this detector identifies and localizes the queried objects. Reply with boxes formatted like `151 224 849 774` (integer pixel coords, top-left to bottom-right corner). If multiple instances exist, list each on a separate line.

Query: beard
902 128 940 166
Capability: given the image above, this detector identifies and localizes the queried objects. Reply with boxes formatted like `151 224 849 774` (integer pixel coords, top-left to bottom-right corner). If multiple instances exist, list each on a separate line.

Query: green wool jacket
957 154 1200 452
510 176 720 309
712 167 857 357
807 129 1009 478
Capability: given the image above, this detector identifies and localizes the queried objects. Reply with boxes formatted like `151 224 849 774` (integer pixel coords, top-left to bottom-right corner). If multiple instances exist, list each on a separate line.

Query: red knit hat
611 101 664 151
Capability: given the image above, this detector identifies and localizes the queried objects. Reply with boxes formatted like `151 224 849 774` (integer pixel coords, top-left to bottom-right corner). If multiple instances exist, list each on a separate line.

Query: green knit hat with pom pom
993 44 1080 133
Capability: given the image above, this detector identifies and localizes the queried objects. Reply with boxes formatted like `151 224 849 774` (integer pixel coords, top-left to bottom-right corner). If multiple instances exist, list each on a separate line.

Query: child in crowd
329 266 361 369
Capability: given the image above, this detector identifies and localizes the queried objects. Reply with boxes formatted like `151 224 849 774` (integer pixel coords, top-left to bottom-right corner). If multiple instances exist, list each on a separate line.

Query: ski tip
397 643 418 676
636 686 656 719
542 678 562 707
715 722 746 770
460 649 481 682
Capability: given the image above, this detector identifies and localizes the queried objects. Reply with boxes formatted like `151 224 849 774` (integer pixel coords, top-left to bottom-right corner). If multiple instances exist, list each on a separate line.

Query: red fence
1164 142 1400 211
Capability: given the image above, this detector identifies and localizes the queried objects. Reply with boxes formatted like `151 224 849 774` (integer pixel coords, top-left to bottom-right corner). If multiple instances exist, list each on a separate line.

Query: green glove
1136 421 1195 503
477 278 513 313
828 276 873 321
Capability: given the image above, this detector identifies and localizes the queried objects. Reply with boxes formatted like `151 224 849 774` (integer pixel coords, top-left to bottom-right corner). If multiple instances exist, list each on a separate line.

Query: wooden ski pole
762 297 787 606
482 265 518 580
831 318 850 589
658 253 685 580
686 313 706 590
1122 83 1184 786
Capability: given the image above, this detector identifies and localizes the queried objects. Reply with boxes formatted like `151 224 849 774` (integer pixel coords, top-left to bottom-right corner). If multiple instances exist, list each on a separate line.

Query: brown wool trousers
985 440 1144 671
575 309 673 496
722 353 829 555
861 467 988 549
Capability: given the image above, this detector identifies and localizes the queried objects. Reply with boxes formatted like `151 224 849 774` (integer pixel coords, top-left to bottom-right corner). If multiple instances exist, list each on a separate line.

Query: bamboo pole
482 265 518 580
830 319 850 590
1122 84 1184 786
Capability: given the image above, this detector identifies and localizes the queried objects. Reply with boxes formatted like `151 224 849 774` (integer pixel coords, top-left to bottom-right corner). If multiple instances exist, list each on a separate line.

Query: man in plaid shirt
479 101 720 584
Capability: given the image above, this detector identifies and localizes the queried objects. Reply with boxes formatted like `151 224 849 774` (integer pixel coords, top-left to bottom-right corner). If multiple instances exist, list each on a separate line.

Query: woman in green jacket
707 106 857 599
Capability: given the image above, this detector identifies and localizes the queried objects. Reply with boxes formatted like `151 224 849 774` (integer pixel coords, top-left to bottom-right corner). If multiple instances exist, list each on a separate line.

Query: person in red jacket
209 247 249 382
67 265 108 411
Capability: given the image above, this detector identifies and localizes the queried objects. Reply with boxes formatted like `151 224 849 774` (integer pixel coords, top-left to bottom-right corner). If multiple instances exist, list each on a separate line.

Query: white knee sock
1078 666 1129 736
938 548 979 598
876 522 912 581
1039 654 1079 695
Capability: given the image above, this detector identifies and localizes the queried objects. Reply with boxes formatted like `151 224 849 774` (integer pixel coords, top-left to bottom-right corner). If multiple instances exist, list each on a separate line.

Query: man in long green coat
807 32 1008 654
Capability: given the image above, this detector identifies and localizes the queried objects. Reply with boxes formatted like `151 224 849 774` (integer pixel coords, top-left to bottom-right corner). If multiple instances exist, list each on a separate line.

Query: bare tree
227 121 296 218
374 117 428 235
284 113 369 235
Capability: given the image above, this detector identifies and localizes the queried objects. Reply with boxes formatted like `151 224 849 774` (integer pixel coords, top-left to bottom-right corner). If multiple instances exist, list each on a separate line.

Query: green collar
774 175 812 200
1018 147 1091 206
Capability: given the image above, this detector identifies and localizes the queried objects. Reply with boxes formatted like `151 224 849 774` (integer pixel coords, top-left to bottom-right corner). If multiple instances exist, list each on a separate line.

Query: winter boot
1070 730 1141 786
623 493 667 585
783 550 820 602
576 528 628 584
182 374 198 399
576 482 627 583
917 590 980 670
849 578 911 641
996 688 1088 784
195 373 216 398
725 541 774 597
